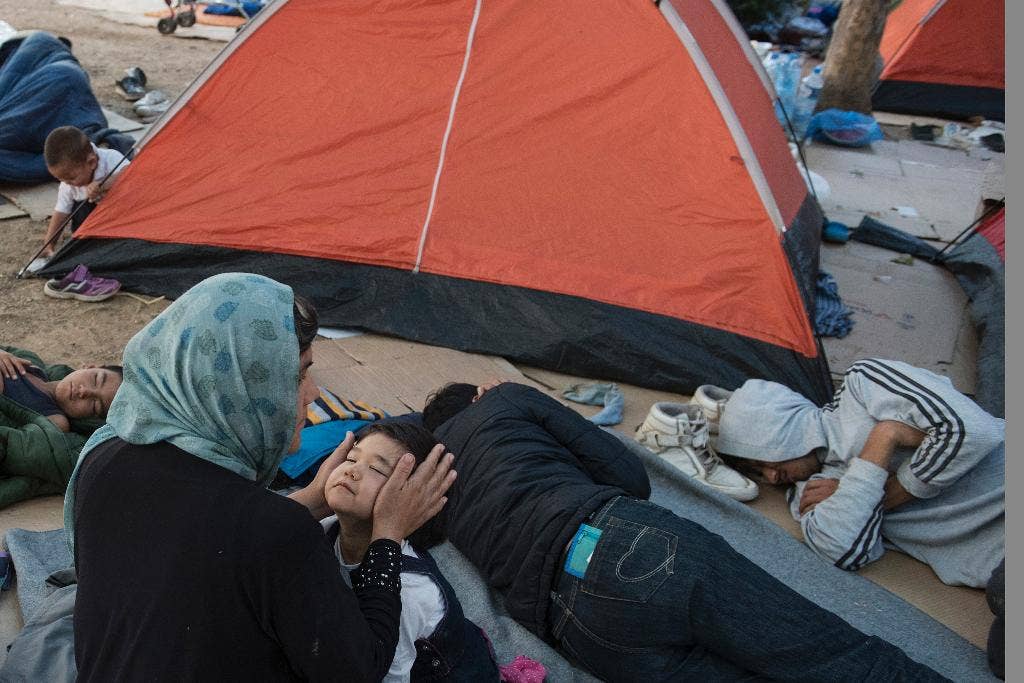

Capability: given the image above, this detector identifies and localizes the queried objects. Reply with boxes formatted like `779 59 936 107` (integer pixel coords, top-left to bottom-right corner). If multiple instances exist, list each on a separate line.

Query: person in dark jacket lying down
422 381 947 682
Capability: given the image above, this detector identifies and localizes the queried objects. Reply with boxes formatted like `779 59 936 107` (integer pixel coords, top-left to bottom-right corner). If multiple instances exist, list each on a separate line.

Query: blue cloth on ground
814 271 854 338
203 1 264 16
0 32 133 184
278 386 390 479
278 419 371 479
561 382 624 426
3 528 72 622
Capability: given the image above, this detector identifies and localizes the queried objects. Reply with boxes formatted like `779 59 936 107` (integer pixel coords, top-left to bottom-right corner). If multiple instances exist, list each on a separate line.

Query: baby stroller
158 1 265 34
157 0 198 34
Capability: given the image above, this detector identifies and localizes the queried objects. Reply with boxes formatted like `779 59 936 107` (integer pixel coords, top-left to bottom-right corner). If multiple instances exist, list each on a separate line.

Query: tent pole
933 197 1004 261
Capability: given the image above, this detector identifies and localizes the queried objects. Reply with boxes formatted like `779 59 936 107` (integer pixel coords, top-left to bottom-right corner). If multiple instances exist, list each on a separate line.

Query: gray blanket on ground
1 432 995 682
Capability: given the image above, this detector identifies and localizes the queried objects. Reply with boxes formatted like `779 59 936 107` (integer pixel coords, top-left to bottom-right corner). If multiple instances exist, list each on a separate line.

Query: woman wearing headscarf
65 273 455 682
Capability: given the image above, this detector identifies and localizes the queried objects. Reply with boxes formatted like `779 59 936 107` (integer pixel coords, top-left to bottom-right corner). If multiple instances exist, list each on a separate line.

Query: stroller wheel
177 10 196 27
157 16 177 33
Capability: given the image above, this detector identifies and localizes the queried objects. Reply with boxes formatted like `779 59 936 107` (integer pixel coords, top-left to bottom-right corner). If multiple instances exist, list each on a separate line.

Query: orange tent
874 0 1004 121
45 0 832 401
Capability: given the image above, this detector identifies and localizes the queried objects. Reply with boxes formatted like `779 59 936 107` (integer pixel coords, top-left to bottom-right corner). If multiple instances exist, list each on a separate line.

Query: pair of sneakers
115 67 170 122
635 385 757 501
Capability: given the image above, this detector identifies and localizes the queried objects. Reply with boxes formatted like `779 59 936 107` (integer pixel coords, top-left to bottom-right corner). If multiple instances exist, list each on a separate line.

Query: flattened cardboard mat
311 334 991 650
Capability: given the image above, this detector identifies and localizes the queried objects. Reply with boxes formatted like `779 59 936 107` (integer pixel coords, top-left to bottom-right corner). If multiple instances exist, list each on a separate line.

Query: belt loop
590 495 620 528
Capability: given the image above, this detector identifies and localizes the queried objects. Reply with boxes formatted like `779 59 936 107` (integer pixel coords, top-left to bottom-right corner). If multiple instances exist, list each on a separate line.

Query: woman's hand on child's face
316 431 356 496
288 431 355 519
0 350 31 379
371 444 457 543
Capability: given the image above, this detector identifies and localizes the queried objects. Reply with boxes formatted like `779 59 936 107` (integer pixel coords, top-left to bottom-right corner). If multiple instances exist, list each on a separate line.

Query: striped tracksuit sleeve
791 460 888 571
843 359 1005 500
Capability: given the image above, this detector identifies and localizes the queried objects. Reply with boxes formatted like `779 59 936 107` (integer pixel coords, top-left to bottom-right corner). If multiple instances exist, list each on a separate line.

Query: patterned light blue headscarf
64 273 302 550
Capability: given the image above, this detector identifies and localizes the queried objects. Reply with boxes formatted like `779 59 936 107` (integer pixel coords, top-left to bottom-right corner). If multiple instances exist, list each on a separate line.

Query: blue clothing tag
564 524 602 579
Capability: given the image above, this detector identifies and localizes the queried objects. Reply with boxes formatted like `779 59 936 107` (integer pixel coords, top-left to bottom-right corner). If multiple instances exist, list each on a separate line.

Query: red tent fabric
874 0 1004 121
975 207 1004 261
45 0 832 401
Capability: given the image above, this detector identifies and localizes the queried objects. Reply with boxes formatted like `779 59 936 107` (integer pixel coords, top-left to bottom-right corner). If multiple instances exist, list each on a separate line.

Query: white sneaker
689 385 734 443
133 89 169 109
636 402 758 502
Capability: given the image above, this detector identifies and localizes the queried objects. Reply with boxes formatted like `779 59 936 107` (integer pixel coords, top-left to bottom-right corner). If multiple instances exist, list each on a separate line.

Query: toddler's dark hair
360 420 447 549
44 126 92 169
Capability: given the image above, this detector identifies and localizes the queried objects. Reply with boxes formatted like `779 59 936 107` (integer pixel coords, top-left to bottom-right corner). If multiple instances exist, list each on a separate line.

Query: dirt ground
0 0 221 366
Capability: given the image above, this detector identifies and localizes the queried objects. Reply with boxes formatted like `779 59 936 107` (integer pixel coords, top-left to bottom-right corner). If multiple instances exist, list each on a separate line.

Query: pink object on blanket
499 655 546 683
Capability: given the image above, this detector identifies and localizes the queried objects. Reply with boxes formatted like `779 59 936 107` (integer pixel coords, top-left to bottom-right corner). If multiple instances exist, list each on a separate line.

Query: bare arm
40 211 70 257
46 413 71 433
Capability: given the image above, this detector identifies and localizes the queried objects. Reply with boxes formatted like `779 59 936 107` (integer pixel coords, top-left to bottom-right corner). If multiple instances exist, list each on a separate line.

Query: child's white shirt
322 518 445 683
54 145 129 214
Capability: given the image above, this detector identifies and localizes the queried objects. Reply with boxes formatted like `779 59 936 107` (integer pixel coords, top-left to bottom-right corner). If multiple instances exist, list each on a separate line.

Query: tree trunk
816 0 889 113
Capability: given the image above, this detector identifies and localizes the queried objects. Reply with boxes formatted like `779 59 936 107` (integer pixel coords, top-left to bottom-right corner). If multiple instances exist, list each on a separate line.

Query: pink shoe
43 265 121 302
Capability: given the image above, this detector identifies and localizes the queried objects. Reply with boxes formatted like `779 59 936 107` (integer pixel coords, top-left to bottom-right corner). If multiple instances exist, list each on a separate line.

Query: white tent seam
659 0 787 235
413 0 483 273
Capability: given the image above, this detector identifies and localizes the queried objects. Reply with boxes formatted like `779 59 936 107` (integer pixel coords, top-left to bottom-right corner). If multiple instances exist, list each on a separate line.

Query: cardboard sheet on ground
308 335 991 648
0 195 27 220
0 181 57 222
819 240 976 394
805 140 988 242
101 107 143 133
309 336 536 415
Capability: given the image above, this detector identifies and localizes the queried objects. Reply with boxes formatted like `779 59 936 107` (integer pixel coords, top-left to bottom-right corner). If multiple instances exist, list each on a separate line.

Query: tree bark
816 0 888 113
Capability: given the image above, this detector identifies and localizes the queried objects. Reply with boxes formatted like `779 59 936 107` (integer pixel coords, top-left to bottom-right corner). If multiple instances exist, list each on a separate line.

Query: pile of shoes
115 67 171 123
636 385 759 502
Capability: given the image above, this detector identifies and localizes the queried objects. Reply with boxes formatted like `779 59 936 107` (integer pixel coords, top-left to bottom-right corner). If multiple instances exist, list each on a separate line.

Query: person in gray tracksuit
716 358 1004 589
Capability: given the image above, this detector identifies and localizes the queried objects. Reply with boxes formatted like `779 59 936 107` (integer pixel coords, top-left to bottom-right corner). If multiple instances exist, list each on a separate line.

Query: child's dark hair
422 383 478 433
44 126 92 169
360 419 447 549
101 365 124 377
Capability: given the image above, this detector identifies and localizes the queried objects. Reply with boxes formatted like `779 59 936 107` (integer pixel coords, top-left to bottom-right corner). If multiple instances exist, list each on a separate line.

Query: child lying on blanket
1 345 123 510
1 347 122 432
322 421 500 682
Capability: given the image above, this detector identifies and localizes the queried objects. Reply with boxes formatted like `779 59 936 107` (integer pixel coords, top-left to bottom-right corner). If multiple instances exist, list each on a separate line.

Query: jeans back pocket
581 516 676 603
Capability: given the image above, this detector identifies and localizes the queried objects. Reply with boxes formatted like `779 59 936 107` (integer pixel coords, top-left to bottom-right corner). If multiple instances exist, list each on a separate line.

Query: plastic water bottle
768 53 801 131
793 65 825 141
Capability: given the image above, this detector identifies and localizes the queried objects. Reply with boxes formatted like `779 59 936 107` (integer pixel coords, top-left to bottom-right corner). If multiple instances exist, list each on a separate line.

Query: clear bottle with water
793 65 825 141
765 52 802 132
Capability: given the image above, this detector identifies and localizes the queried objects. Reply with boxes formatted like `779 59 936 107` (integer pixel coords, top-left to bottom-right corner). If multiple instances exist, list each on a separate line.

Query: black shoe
115 76 146 101
124 66 147 88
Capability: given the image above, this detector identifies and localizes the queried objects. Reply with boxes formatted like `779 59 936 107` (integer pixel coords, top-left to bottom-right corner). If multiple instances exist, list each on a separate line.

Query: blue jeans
548 497 946 682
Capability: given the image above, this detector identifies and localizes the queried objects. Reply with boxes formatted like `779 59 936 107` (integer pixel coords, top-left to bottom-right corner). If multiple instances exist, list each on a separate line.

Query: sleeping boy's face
49 151 99 188
325 432 406 520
